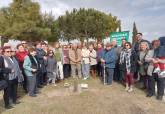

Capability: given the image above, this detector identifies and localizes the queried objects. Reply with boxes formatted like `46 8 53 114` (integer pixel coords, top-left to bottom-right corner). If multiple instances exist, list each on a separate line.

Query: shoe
157 96 163 100
146 94 154 97
37 85 43 88
29 94 37 97
13 101 21 104
125 87 129 91
5 105 13 109
128 87 133 92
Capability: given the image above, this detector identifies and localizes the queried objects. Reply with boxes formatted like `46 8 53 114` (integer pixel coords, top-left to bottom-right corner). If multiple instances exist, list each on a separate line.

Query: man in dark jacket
35 42 47 88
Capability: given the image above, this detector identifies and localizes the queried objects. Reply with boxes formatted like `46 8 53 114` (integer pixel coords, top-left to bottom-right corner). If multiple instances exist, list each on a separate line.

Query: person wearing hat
101 42 116 85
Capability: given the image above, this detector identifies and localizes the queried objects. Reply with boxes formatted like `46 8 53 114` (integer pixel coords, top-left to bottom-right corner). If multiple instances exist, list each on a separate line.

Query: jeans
27 76 37 96
105 68 114 85
82 63 90 79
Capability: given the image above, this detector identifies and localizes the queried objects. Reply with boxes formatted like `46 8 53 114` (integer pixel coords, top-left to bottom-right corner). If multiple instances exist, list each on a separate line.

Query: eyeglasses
125 44 129 47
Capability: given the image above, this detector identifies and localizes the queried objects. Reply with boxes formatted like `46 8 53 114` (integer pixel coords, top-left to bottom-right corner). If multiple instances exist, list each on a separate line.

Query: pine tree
132 22 138 44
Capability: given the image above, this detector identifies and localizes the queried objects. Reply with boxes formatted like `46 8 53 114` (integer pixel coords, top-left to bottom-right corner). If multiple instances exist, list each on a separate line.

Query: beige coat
69 48 82 64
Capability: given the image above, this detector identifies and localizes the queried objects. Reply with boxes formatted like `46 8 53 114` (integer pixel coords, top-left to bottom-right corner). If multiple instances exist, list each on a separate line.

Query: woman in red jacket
16 44 28 92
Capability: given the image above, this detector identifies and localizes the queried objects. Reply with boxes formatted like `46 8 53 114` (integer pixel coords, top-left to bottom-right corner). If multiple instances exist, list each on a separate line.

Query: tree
56 8 121 42
132 22 138 44
0 0 51 41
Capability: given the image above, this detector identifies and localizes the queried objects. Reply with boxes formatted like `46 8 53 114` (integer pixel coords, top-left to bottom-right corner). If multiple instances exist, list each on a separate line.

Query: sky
0 0 165 41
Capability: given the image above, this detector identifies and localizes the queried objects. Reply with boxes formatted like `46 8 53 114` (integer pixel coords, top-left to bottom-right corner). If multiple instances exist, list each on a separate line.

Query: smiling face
18 45 25 52
140 42 148 51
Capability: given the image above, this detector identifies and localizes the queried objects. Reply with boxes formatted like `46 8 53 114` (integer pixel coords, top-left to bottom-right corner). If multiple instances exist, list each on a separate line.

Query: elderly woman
145 40 165 100
16 44 28 92
137 41 150 89
23 47 38 97
3 46 21 108
119 42 137 92
81 42 90 80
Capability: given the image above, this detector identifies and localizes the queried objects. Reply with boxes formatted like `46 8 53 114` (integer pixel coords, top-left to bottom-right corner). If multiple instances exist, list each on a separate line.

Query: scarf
125 49 132 73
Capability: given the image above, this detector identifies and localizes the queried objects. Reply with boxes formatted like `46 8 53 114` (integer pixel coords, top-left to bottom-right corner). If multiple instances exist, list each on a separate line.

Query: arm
90 50 97 59
105 50 116 64
23 56 32 71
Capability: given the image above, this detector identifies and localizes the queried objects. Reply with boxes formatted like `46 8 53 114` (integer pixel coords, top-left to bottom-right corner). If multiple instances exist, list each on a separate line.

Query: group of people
0 32 164 109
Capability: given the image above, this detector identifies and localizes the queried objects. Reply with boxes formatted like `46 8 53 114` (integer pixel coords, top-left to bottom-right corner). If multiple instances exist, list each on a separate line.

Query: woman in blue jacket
101 43 116 85
23 47 38 97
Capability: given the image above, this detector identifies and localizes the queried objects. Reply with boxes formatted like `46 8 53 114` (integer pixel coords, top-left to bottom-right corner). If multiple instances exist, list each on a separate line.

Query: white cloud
0 0 165 41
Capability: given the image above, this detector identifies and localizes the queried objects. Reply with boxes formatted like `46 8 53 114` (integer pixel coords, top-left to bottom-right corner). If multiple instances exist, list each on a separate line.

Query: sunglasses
125 44 129 47
5 51 12 53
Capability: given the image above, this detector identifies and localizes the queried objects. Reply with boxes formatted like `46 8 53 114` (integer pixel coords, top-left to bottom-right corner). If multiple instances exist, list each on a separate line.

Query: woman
16 44 28 92
62 44 70 79
47 50 57 86
146 40 165 100
119 42 137 92
23 47 38 97
81 42 90 80
89 43 97 78
3 46 20 107
137 41 150 89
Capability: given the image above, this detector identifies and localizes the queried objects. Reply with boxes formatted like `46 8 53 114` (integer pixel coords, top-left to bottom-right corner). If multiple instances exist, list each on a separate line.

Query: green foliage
56 8 121 41
132 22 138 44
0 0 52 41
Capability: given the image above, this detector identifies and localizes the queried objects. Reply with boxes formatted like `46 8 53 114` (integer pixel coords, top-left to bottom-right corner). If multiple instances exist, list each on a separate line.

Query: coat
89 50 97 65
69 48 81 64
119 50 137 73
23 55 38 77
46 56 57 79
101 48 116 69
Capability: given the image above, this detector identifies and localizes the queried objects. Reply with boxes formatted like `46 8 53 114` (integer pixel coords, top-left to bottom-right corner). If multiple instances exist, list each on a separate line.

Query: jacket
69 48 82 64
23 55 38 77
101 48 116 68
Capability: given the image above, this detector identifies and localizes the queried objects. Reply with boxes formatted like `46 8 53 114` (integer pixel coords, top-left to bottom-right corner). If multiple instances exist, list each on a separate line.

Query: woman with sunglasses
119 42 137 92
46 50 57 86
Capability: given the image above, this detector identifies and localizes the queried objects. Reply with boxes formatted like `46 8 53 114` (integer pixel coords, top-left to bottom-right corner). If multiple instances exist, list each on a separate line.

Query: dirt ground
0 78 165 114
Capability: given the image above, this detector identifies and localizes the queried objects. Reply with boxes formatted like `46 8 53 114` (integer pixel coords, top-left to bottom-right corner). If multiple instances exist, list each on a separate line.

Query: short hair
2 46 11 52
137 33 143 36
17 44 24 49
140 41 149 50
34 41 41 47
28 47 36 53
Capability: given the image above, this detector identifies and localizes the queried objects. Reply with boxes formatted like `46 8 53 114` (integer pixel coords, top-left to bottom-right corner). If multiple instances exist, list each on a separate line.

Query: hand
138 61 142 65
101 59 105 63
152 59 158 64
11 69 15 73
43 56 47 60
32 69 37 72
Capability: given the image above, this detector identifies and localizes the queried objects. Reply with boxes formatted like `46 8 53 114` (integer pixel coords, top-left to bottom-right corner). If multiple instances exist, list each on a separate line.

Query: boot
125 83 129 91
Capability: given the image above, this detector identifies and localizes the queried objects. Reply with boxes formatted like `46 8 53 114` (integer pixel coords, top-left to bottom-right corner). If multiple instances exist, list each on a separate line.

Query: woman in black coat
119 42 137 92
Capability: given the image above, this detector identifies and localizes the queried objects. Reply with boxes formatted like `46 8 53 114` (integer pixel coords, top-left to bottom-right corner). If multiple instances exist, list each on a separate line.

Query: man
133 33 152 81
69 43 82 78
101 43 116 85
35 42 47 88
133 33 152 53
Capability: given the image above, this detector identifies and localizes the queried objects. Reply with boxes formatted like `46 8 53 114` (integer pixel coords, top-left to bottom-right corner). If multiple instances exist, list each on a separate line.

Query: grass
0 77 165 114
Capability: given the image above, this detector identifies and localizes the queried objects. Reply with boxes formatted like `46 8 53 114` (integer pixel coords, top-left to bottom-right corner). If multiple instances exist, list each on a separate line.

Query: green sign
110 31 129 46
